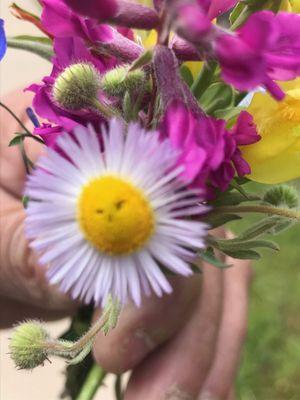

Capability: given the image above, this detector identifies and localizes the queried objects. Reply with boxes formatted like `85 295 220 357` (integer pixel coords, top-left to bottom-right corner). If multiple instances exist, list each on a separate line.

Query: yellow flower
280 0 300 12
241 80 300 184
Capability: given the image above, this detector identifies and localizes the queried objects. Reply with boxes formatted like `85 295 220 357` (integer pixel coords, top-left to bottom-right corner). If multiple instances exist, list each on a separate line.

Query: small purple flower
0 19 7 61
160 102 260 198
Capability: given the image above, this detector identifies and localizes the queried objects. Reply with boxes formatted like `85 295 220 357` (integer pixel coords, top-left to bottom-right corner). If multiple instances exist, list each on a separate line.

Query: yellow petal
241 82 300 184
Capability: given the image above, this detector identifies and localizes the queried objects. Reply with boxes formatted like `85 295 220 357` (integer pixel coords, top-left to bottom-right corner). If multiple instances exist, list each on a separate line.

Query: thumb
0 187 75 313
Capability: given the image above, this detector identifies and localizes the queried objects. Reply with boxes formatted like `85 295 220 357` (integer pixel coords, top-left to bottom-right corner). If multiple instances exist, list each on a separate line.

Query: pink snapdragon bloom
160 102 260 198
216 11 300 100
174 2 300 99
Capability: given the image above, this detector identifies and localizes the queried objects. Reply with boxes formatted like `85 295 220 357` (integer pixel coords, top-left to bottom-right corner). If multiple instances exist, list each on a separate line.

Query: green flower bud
9 321 50 370
53 63 101 111
101 65 146 97
263 185 299 209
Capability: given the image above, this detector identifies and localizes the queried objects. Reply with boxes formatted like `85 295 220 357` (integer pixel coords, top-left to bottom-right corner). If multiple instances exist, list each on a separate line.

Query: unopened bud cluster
101 65 146 97
53 63 101 110
9 321 50 370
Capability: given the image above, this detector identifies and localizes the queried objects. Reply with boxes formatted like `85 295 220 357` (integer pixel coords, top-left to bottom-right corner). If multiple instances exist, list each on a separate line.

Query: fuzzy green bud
263 185 299 209
53 63 101 111
9 321 50 370
101 65 146 97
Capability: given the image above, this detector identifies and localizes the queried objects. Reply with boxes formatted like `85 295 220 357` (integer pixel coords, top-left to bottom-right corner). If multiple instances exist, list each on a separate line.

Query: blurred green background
230 183 300 399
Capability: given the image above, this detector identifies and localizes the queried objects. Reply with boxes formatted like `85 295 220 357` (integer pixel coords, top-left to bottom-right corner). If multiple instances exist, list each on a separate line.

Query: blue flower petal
0 19 7 61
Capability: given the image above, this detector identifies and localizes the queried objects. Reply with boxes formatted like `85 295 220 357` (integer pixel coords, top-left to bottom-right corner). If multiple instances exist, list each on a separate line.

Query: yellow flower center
278 89 300 122
78 176 155 255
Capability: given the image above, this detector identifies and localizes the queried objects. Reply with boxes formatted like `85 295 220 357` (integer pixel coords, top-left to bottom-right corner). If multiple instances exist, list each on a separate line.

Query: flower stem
212 205 300 221
0 101 32 135
75 364 107 400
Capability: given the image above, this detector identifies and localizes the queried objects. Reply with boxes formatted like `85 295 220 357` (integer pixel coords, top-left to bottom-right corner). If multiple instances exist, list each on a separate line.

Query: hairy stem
212 205 300 221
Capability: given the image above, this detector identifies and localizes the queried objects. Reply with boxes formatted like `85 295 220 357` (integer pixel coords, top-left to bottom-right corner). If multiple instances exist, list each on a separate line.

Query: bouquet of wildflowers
1 0 300 398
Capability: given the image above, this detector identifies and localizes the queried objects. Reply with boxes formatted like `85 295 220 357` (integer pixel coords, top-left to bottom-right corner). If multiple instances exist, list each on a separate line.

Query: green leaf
230 179 252 199
235 218 279 241
13 35 52 44
213 192 260 207
230 2 247 25
199 247 231 269
9 135 23 146
204 213 242 229
223 249 261 260
215 238 280 252
7 36 53 61
22 196 29 209
265 216 295 234
214 106 243 122
180 65 194 87
199 82 235 115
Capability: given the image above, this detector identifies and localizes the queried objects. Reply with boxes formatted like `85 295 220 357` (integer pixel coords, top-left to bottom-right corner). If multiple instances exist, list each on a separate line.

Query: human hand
0 91 253 399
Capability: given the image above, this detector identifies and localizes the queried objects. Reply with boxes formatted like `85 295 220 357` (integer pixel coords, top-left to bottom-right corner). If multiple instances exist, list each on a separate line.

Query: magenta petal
41 0 85 37
180 147 207 182
231 111 261 145
34 124 64 148
63 0 117 20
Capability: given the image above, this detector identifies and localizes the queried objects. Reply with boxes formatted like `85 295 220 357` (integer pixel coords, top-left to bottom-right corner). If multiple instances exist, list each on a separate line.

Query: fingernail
165 386 194 400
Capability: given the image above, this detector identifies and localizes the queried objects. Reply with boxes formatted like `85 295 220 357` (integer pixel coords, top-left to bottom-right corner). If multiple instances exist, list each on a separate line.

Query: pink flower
173 3 300 100
160 102 260 198
216 12 300 99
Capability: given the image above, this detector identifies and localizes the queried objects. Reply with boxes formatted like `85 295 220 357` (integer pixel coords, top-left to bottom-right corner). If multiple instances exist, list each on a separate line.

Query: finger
124 262 224 400
0 187 75 312
199 257 253 400
92 274 202 374
0 90 43 197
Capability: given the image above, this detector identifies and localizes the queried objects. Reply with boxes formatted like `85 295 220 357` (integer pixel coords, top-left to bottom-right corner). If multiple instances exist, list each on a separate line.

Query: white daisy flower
25 120 208 306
